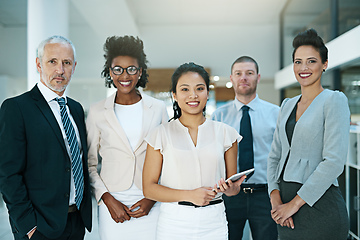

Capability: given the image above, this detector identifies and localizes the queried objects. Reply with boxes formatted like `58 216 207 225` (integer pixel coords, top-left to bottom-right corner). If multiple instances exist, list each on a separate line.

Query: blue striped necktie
56 97 84 209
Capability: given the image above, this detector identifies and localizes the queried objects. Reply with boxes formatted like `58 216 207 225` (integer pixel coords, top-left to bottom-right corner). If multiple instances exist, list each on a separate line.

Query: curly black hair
170 62 210 120
101 35 148 88
292 28 328 64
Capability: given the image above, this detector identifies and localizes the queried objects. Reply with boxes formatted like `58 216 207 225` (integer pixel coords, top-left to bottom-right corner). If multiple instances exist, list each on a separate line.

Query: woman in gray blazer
267 29 350 239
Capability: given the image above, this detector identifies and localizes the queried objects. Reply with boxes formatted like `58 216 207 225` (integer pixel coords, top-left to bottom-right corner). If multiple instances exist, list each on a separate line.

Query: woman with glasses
86 35 168 240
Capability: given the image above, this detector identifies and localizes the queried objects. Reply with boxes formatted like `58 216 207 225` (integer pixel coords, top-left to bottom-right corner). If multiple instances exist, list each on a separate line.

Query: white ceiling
0 0 288 83
4 0 355 31
0 0 287 40
126 0 286 26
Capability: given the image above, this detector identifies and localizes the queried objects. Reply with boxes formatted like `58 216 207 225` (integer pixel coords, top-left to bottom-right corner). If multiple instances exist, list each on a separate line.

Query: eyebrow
234 70 255 72
295 57 318 60
179 83 206 87
47 57 73 62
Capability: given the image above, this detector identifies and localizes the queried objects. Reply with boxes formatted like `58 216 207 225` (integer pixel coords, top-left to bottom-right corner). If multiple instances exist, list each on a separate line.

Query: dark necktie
238 105 254 179
56 97 84 209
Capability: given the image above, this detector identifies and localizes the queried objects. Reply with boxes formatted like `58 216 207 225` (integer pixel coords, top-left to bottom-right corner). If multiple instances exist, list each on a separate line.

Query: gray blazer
267 89 350 206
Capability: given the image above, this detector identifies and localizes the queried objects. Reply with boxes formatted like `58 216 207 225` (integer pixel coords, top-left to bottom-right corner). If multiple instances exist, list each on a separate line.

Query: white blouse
114 100 143 151
145 119 242 191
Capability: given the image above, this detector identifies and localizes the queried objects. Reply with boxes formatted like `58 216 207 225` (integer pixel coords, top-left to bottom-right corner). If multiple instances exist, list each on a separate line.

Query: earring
105 78 113 85
323 69 326 72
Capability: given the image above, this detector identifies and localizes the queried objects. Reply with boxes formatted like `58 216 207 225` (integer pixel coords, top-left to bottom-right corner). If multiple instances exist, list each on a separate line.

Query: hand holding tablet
214 168 254 191
225 168 254 183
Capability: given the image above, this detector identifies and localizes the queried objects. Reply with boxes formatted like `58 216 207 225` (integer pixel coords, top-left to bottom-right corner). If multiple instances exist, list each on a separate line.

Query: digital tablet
214 168 255 190
225 168 254 182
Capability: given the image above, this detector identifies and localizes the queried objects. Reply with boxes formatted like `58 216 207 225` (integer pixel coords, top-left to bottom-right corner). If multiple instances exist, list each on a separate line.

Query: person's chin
52 85 67 93
237 90 250 95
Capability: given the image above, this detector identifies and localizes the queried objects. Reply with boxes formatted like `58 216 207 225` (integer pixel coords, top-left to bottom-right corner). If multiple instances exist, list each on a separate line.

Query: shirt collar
234 94 259 112
37 81 68 104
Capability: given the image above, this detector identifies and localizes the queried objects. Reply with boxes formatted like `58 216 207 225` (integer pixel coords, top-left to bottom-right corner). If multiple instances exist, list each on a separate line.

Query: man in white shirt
0 36 92 239
212 56 279 240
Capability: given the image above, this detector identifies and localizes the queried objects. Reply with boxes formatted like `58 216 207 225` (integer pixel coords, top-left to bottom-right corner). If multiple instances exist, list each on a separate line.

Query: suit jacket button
66 167 71 172
65 193 69 198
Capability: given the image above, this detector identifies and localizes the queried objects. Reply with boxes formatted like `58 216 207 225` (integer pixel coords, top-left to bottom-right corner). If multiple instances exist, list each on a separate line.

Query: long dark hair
170 62 210 121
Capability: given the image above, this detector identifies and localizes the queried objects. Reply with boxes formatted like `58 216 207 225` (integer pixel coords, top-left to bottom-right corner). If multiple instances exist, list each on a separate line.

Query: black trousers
25 211 85 240
223 186 278 240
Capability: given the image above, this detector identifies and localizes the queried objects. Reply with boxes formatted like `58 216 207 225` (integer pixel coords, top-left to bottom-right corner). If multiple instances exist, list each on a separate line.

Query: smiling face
110 55 141 95
36 42 76 96
230 61 260 100
173 72 209 117
293 45 328 88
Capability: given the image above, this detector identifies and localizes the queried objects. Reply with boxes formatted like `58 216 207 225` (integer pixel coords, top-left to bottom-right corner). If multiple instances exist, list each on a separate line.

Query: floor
0 197 100 240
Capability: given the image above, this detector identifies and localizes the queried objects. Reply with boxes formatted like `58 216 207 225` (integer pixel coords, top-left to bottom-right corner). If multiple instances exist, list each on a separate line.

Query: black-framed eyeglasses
110 65 140 75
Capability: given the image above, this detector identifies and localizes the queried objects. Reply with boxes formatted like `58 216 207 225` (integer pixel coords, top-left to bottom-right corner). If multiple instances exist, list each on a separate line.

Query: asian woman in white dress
87 36 168 240
143 62 247 240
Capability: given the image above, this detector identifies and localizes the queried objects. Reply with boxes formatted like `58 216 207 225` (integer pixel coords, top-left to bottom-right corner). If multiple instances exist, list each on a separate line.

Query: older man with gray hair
0 35 92 240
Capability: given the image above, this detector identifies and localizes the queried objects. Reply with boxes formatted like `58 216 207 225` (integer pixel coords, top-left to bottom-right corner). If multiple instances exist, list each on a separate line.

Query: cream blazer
86 92 168 204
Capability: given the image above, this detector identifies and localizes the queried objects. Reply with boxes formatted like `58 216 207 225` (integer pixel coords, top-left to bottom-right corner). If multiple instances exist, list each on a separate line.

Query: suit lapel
30 86 67 152
293 89 328 125
280 96 301 150
104 93 133 153
288 90 328 147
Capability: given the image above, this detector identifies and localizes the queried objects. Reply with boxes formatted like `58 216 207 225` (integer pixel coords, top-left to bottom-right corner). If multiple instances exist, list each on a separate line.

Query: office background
1 0 360 239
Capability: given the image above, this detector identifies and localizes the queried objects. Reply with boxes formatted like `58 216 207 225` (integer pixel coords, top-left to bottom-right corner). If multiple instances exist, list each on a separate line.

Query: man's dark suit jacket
0 85 92 239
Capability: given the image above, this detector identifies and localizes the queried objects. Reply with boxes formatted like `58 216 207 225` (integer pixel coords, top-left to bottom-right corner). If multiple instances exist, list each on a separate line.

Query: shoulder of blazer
103 92 116 110
87 93 115 116
22 85 45 103
87 94 115 127
0 87 37 111
323 89 347 103
279 97 289 114
277 96 300 124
